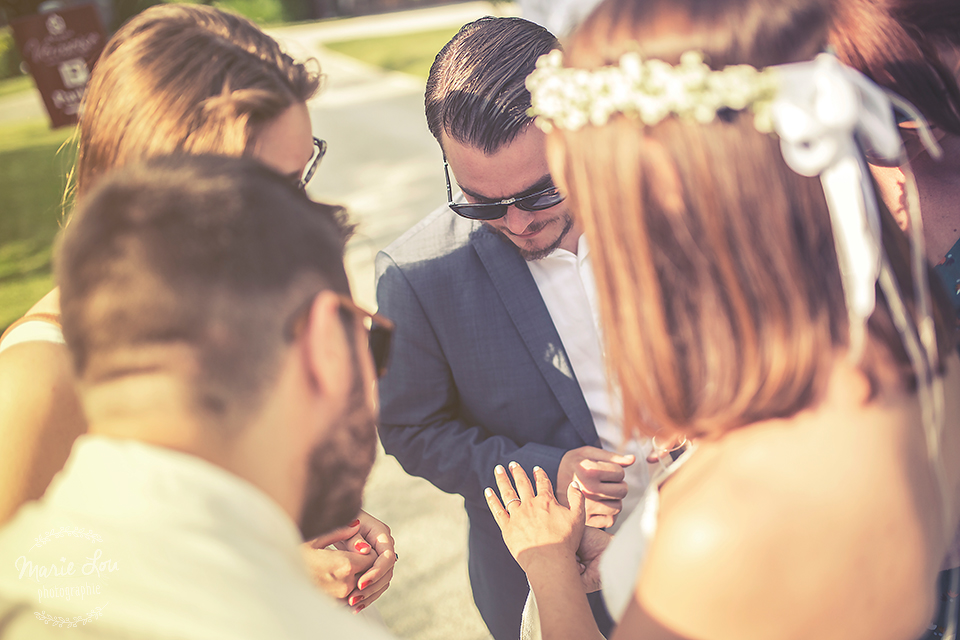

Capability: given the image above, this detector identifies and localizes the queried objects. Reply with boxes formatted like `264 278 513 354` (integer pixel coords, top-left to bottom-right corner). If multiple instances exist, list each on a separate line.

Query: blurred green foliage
0 27 21 80
0 73 31 96
213 0 292 25
0 119 76 330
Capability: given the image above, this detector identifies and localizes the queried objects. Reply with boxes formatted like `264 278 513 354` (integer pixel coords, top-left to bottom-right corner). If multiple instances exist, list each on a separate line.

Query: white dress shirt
0 436 395 639
527 235 651 529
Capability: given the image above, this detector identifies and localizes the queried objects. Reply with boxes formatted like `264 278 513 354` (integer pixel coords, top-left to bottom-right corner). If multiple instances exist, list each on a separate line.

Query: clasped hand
486 461 611 593
558 446 635 529
301 509 396 612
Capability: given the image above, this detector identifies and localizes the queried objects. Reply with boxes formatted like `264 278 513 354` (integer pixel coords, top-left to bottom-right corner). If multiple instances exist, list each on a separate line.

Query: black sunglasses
298 137 327 190
443 158 565 221
284 292 394 378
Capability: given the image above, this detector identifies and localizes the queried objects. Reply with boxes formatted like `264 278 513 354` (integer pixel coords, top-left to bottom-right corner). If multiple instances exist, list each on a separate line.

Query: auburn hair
75 4 320 199
553 0 955 439
830 0 960 136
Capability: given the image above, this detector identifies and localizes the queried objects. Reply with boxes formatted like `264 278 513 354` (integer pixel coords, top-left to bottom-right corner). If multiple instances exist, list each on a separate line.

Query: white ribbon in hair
772 56 948 530
770 54 901 354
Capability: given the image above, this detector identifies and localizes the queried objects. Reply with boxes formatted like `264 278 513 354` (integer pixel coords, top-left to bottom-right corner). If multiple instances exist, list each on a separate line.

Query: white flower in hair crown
526 49 780 132
527 47 951 538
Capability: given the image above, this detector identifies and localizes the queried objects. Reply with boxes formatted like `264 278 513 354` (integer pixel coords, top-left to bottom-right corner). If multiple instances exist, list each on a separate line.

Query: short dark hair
58 155 353 421
425 16 559 154
831 0 960 135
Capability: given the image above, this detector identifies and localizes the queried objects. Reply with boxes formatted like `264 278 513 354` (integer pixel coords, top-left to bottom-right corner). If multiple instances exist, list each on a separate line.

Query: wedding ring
504 498 521 510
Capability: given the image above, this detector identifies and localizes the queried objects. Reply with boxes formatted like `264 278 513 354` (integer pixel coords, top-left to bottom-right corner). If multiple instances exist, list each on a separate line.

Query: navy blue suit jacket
375 205 603 640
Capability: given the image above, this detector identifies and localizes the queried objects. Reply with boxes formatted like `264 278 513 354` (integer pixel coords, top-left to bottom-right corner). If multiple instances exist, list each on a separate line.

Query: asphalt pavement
0 3 522 638
278 5 526 638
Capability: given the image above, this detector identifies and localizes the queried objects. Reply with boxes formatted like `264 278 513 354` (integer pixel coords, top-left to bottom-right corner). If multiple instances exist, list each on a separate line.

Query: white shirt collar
46 435 304 553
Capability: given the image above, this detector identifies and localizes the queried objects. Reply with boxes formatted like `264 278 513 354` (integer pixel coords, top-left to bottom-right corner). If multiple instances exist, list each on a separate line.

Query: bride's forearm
525 551 606 640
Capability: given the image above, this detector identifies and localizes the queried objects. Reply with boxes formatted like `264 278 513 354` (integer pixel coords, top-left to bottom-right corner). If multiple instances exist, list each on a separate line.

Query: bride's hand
485 461 585 574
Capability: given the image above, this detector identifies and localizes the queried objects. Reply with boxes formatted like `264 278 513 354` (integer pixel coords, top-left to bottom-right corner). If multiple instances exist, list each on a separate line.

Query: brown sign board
10 4 106 128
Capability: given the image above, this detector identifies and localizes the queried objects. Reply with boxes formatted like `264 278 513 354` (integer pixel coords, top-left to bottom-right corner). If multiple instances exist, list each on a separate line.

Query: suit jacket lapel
471 227 598 447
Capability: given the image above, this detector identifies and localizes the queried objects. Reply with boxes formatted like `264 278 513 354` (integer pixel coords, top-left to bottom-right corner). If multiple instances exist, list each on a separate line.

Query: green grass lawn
213 0 288 26
0 119 76 331
0 76 36 100
322 26 460 80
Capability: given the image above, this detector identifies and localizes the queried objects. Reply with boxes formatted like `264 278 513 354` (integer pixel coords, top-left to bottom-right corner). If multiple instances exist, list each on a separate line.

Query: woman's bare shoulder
633 360 944 639
0 339 74 389
635 447 826 639
0 339 86 524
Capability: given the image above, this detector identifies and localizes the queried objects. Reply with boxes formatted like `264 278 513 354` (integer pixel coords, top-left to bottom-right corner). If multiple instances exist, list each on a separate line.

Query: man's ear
299 290 352 406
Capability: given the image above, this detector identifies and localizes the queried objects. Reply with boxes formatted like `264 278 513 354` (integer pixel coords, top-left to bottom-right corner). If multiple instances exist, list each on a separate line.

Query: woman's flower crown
525 49 948 517
526 49 780 133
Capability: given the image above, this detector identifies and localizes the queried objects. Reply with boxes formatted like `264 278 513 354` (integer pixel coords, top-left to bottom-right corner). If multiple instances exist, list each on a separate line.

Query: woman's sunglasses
298 138 327 190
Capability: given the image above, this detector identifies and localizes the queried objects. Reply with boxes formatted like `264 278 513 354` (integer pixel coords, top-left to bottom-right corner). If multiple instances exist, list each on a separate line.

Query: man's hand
576 526 612 593
301 510 396 612
557 446 635 529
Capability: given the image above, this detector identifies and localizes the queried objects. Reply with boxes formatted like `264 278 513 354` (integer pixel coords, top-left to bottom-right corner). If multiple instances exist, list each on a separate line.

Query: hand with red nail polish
343 510 397 610
299 510 396 608
300 516 373 603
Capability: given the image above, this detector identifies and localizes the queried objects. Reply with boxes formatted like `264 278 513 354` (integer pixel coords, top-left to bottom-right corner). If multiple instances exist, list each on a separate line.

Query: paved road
274 6 521 639
0 89 43 122
0 4 520 637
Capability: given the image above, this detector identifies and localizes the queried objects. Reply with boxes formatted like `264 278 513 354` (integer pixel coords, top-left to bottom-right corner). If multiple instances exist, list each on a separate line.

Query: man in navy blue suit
375 17 647 640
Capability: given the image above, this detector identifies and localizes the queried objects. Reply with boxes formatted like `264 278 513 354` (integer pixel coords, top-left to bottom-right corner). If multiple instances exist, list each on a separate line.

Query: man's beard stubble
491 212 575 261
297 367 378 541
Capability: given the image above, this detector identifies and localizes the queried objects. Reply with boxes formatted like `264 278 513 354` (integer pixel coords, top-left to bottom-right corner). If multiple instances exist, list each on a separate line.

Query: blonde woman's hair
75 3 320 199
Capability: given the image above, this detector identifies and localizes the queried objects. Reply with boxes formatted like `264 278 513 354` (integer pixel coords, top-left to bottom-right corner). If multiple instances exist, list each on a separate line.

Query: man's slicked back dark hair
425 16 559 154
